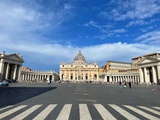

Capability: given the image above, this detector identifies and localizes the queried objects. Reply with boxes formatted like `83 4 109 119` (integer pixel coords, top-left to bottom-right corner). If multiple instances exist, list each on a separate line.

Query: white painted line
0 105 13 112
33 104 57 120
0 105 27 119
152 107 160 110
75 93 89 95
124 105 160 120
56 104 72 120
138 106 160 116
79 104 92 120
94 104 117 120
11 105 42 120
77 99 97 102
109 104 140 120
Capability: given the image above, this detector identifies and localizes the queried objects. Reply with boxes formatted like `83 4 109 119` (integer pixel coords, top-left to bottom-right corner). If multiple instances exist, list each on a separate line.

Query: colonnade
21 70 59 82
100 73 140 84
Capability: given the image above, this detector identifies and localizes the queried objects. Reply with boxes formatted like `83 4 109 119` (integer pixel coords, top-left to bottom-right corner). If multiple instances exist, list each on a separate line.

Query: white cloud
127 19 159 27
135 30 160 44
1 39 160 71
113 29 126 33
100 0 160 21
84 20 126 39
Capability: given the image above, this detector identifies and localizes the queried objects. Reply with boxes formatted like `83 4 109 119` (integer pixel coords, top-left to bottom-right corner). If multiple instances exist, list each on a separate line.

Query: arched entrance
94 74 97 80
61 74 64 80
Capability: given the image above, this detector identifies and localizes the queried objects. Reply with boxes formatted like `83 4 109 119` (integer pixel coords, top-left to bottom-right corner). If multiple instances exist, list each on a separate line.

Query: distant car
0 81 9 86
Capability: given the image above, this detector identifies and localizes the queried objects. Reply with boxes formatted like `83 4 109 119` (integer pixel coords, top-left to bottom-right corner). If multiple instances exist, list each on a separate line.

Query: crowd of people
119 81 132 89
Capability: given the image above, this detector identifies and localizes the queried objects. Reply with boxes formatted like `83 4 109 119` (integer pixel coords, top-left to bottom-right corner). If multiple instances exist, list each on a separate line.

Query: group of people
119 81 132 89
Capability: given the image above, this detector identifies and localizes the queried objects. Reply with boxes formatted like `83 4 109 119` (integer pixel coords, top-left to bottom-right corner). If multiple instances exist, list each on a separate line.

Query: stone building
99 53 160 84
0 51 24 81
100 61 132 73
21 67 59 82
59 50 99 82
132 53 160 84
99 61 139 83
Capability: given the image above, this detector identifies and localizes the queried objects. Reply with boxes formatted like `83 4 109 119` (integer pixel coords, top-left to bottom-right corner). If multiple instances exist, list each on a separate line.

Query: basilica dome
74 50 86 63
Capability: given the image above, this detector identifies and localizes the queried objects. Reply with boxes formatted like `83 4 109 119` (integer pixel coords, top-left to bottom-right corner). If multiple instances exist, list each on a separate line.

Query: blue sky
0 0 160 72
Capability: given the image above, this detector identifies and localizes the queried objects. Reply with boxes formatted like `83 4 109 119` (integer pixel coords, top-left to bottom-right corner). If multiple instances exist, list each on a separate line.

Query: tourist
124 82 127 88
128 81 131 88
119 81 122 89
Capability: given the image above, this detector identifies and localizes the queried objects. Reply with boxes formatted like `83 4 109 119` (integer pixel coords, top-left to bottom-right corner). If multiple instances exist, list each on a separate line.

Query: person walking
124 81 127 88
119 81 122 89
128 81 131 88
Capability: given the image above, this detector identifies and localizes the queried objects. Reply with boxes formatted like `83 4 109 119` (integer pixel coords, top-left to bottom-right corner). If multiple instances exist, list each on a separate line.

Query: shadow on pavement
0 87 57 108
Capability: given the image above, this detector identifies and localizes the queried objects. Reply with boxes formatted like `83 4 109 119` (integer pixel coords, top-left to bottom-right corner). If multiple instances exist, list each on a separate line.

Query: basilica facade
59 51 99 82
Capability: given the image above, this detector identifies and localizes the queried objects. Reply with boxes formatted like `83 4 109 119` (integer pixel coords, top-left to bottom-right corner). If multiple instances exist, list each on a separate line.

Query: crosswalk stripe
109 104 140 120
0 105 14 112
94 104 117 120
0 105 27 119
56 104 72 120
138 106 160 116
11 105 42 120
33 104 57 120
1 104 160 120
152 107 160 110
79 104 92 120
124 105 160 120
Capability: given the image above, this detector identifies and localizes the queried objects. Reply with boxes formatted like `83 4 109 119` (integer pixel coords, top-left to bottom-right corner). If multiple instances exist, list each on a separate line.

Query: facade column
144 67 149 83
5 63 9 80
69 70 70 80
74 71 75 80
157 65 160 83
52 74 55 81
152 66 157 84
104 74 107 82
17 65 21 81
13 64 17 80
65 70 67 80
0 59 5 80
139 68 144 83
109 75 112 82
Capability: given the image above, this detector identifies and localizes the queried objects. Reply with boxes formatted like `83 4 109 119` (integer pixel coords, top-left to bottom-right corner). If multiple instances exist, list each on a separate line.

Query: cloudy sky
0 0 160 72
